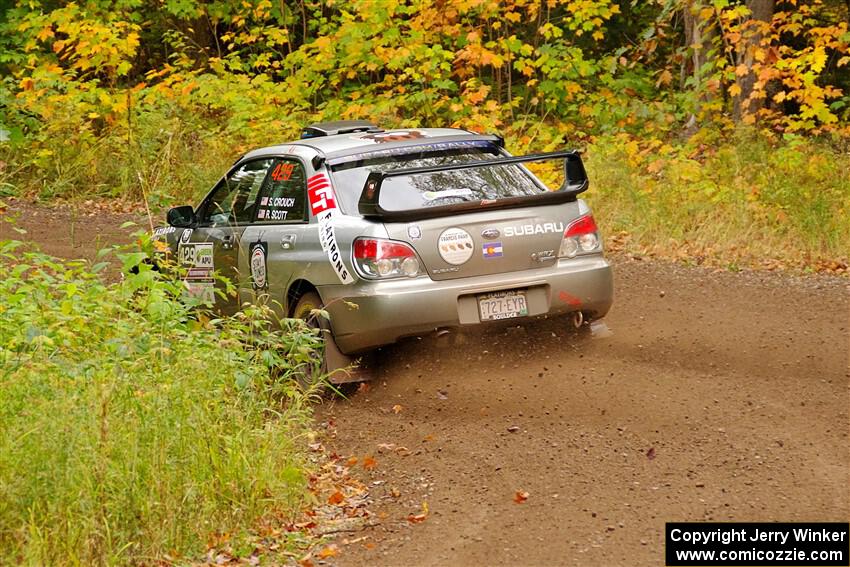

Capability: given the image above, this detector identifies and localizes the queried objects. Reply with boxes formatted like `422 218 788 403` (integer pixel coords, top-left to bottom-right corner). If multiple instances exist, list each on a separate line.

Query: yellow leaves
178 81 197 97
810 46 827 73
504 11 521 23
735 64 749 77
19 77 34 91
465 85 489 104
655 69 673 88
316 545 339 559
479 49 504 67
36 26 54 41
729 84 742 97
773 91 787 103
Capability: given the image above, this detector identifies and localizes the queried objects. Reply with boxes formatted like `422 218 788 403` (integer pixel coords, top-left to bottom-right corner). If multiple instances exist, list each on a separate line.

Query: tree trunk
682 0 715 132
733 0 775 121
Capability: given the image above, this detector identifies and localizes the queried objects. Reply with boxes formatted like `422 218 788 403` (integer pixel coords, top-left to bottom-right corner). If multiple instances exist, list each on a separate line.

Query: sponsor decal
503 222 565 237
407 225 422 240
180 228 193 243
307 173 354 284
333 140 494 165
186 267 212 280
422 188 474 202
250 241 268 290
437 227 474 265
153 226 175 238
482 241 503 259
481 227 500 240
365 178 378 199
358 130 426 143
178 242 214 268
184 281 215 304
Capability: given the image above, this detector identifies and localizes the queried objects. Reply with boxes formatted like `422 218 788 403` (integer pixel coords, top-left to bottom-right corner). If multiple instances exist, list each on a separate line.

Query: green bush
0 240 321 564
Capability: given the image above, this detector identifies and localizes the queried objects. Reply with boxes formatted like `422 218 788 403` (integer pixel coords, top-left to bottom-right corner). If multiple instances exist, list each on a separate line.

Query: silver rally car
156 121 613 380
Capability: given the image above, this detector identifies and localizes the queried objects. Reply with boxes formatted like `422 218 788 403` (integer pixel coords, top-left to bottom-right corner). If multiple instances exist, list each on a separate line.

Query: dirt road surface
318 260 848 566
6 201 849 567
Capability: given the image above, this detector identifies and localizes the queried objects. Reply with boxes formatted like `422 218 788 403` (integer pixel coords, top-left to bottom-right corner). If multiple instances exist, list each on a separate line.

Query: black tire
292 291 330 388
292 291 364 391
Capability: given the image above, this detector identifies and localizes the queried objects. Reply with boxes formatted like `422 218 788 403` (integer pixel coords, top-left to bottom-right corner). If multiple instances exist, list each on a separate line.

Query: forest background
2 0 849 270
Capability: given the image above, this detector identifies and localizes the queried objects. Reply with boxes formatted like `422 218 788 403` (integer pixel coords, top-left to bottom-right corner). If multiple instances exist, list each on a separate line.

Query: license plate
478 290 528 321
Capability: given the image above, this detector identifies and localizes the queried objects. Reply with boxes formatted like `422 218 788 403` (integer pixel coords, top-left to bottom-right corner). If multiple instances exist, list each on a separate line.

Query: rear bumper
319 255 613 354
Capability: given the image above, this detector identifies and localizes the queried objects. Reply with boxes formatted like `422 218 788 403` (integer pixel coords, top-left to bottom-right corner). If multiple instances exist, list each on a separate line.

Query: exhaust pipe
571 311 584 328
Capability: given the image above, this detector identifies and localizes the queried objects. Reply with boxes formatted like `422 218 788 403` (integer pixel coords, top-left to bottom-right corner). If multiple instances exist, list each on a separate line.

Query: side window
256 159 307 223
200 158 274 226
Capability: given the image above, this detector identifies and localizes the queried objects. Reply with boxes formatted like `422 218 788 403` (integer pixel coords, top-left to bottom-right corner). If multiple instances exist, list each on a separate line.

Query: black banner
666 523 849 566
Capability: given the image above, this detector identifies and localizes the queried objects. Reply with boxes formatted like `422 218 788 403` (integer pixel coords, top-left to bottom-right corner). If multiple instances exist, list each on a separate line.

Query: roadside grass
0 239 323 564
584 131 850 272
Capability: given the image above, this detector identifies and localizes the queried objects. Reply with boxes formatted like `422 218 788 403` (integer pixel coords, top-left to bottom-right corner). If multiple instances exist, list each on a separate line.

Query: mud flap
322 329 373 384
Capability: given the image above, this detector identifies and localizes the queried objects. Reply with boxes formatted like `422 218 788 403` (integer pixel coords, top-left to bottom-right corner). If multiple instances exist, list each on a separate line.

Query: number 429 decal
271 162 295 182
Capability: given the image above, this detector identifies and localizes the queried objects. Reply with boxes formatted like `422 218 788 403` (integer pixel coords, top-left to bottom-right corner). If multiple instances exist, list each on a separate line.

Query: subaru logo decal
481 228 500 240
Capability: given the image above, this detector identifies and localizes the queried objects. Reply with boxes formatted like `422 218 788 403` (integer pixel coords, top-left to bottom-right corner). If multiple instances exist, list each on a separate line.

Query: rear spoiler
357 150 588 222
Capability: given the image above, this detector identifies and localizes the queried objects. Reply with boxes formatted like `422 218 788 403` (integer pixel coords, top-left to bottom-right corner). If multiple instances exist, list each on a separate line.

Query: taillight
559 214 600 258
353 237 421 278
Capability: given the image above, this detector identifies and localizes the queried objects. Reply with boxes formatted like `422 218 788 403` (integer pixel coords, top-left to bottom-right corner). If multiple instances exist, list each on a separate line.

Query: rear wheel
292 291 364 388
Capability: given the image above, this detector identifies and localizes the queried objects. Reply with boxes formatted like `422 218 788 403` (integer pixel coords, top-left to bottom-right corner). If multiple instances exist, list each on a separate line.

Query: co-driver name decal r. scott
307 172 354 284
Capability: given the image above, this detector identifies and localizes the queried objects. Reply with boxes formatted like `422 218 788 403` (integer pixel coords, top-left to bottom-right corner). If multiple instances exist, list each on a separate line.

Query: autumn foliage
0 0 848 268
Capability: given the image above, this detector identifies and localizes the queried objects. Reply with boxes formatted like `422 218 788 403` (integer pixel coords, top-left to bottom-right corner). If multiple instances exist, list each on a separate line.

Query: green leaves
0 242 320 563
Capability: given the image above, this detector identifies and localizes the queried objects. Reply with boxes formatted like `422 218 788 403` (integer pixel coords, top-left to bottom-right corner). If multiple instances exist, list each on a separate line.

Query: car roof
242 128 501 163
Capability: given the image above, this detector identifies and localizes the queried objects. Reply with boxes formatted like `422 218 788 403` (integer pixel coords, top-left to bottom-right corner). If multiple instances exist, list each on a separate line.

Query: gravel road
318 259 848 566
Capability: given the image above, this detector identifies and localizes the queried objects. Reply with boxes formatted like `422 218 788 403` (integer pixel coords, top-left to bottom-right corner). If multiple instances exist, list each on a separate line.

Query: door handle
281 234 297 250
221 234 234 250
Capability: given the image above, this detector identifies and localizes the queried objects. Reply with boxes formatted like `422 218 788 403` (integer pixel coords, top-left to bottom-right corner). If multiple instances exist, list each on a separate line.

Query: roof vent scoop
301 120 382 138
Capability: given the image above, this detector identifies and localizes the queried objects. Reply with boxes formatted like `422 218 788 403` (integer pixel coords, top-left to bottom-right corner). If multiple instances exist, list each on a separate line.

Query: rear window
329 146 548 215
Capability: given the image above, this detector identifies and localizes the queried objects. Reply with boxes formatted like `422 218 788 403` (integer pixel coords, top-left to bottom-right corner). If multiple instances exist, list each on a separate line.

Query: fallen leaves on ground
376 442 411 456
407 501 429 523
514 490 530 504
362 455 377 470
316 545 339 559
392 404 403 414
201 423 377 565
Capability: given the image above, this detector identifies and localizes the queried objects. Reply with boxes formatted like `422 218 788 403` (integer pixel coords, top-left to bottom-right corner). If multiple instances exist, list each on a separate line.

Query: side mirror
167 205 195 228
